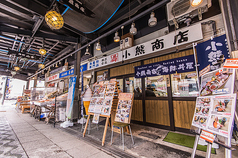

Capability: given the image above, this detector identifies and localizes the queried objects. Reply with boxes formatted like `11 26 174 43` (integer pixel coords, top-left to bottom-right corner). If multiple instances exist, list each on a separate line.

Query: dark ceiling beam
98 0 155 34
0 25 78 43
6 0 94 40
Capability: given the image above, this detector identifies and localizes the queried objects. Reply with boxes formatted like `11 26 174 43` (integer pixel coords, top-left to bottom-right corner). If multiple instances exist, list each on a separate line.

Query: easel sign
83 79 119 146
115 93 134 124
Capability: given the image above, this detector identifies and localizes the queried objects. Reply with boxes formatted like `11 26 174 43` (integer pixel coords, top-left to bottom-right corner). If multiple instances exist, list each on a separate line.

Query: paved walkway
0 104 114 158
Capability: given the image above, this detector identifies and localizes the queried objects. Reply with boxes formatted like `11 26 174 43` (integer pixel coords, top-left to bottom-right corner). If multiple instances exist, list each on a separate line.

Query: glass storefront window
116 79 123 93
133 78 142 98
145 76 167 97
171 71 199 97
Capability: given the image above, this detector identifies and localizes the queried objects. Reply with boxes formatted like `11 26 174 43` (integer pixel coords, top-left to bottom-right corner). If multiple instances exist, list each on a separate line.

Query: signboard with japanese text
87 23 202 70
45 74 59 82
135 55 196 78
196 34 230 76
88 52 122 70
122 24 202 61
59 69 74 78
223 58 238 68
80 64 88 72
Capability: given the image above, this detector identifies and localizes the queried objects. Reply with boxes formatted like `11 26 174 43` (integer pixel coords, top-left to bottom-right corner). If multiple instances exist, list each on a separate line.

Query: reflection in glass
171 71 199 97
133 78 142 98
145 76 167 97
116 79 123 92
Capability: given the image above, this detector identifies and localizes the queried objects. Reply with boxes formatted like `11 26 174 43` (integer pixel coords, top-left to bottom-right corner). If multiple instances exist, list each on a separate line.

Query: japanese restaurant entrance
95 49 199 132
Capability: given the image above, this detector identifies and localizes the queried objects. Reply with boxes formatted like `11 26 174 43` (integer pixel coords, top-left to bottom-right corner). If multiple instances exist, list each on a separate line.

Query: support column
72 41 81 119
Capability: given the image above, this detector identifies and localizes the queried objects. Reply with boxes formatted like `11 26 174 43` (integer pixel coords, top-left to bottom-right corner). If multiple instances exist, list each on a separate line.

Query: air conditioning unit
167 0 212 26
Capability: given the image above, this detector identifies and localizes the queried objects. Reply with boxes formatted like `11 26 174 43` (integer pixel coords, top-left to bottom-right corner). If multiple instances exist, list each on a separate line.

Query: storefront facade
80 10 228 132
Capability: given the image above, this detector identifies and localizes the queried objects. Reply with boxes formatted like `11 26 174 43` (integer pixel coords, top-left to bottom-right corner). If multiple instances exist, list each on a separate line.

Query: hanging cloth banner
196 34 230 76
135 55 196 78
66 76 77 119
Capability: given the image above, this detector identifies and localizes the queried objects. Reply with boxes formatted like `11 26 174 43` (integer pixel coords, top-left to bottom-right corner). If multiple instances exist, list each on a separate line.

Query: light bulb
96 42 101 51
114 31 120 42
130 23 137 35
148 12 157 27
190 0 203 7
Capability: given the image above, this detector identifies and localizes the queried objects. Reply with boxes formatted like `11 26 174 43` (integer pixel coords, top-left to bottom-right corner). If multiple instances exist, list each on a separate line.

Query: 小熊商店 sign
134 55 196 78
88 23 203 70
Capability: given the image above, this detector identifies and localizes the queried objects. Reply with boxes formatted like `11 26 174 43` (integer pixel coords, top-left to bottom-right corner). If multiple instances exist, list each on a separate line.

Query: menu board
192 94 236 138
115 93 133 124
101 83 115 116
200 68 235 96
88 84 105 113
88 80 116 116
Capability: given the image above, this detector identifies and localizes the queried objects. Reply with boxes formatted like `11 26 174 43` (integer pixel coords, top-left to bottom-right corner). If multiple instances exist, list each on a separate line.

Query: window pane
145 76 167 97
171 71 199 97
116 79 123 92
133 78 142 98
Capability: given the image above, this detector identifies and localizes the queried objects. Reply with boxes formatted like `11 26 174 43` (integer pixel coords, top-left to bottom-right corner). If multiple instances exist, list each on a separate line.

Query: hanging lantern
45 10 64 30
39 48 47 55
38 63 45 69
14 66 20 71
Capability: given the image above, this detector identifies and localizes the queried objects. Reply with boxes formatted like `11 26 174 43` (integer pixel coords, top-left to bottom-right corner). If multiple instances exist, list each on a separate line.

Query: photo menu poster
88 84 105 113
200 68 235 96
115 93 133 124
192 94 236 138
101 83 115 116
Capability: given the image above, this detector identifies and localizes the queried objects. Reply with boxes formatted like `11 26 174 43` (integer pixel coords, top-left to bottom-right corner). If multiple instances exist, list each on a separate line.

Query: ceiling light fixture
96 42 101 51
45 3 64 30
38 63 45 69
39 48 47 55
114 31 120 42
130 22 137 35
190 0 203 7
85 47 90 55
14 66 20 71
148 11 157 27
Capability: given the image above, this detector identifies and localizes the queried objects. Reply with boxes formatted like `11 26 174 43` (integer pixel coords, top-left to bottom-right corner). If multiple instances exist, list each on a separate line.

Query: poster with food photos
92 114 100 124
192 94 236 138
115 93 133 124
192 97 212 128
200 68 235 96
101 82 116 115
88 83 106 113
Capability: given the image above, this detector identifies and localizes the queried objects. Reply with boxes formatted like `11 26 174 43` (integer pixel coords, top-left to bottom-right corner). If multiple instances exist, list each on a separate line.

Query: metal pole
205 143 212 158
191 128 201 158
27 0 170 79
192 43 200 89
54 94 57 128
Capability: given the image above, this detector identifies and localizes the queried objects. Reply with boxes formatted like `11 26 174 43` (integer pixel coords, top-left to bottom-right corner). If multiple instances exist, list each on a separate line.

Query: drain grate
138 132 161 140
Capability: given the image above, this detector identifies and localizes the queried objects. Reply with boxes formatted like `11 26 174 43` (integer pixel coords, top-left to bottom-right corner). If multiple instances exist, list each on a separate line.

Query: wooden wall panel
173 101 196 129
131 100 143 122
145 100 170 126
110 62 141 77
144 49 194 65
96 69 108 77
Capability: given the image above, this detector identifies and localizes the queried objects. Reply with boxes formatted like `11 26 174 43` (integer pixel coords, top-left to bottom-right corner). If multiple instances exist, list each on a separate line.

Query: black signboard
61 0 95 18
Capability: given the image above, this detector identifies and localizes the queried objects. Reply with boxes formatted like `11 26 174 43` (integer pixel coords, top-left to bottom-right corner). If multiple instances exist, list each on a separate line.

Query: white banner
88 23 203 70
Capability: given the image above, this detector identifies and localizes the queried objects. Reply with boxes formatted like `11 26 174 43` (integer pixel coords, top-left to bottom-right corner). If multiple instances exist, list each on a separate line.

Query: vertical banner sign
81 68 84 117
66 76 76 119
196 34 230 76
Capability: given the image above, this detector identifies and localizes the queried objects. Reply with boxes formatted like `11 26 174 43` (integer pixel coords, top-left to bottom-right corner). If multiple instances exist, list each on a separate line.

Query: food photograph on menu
200 68 234 96
106 83 115 93
208 115 230 137
101 98 113 115
211 98 232 114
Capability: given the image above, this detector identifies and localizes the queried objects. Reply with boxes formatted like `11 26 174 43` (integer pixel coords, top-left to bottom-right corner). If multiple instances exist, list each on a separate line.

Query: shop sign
122 24 203 61
87 23 202 71
59 69 74 78
200 130 216 143
223 58 238 68
135 55 196 78
80 63 87 72
45 74 59 82
196 34 230 75
88 52 122 70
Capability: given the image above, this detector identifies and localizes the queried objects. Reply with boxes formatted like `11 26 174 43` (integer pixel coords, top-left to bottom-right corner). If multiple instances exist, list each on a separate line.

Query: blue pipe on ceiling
0 49 8 53
0 63 8 66
0 35 25 43
84 0 124 34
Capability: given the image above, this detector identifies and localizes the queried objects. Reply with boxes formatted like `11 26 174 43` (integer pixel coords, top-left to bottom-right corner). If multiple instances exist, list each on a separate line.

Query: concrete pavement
0 104 115 158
